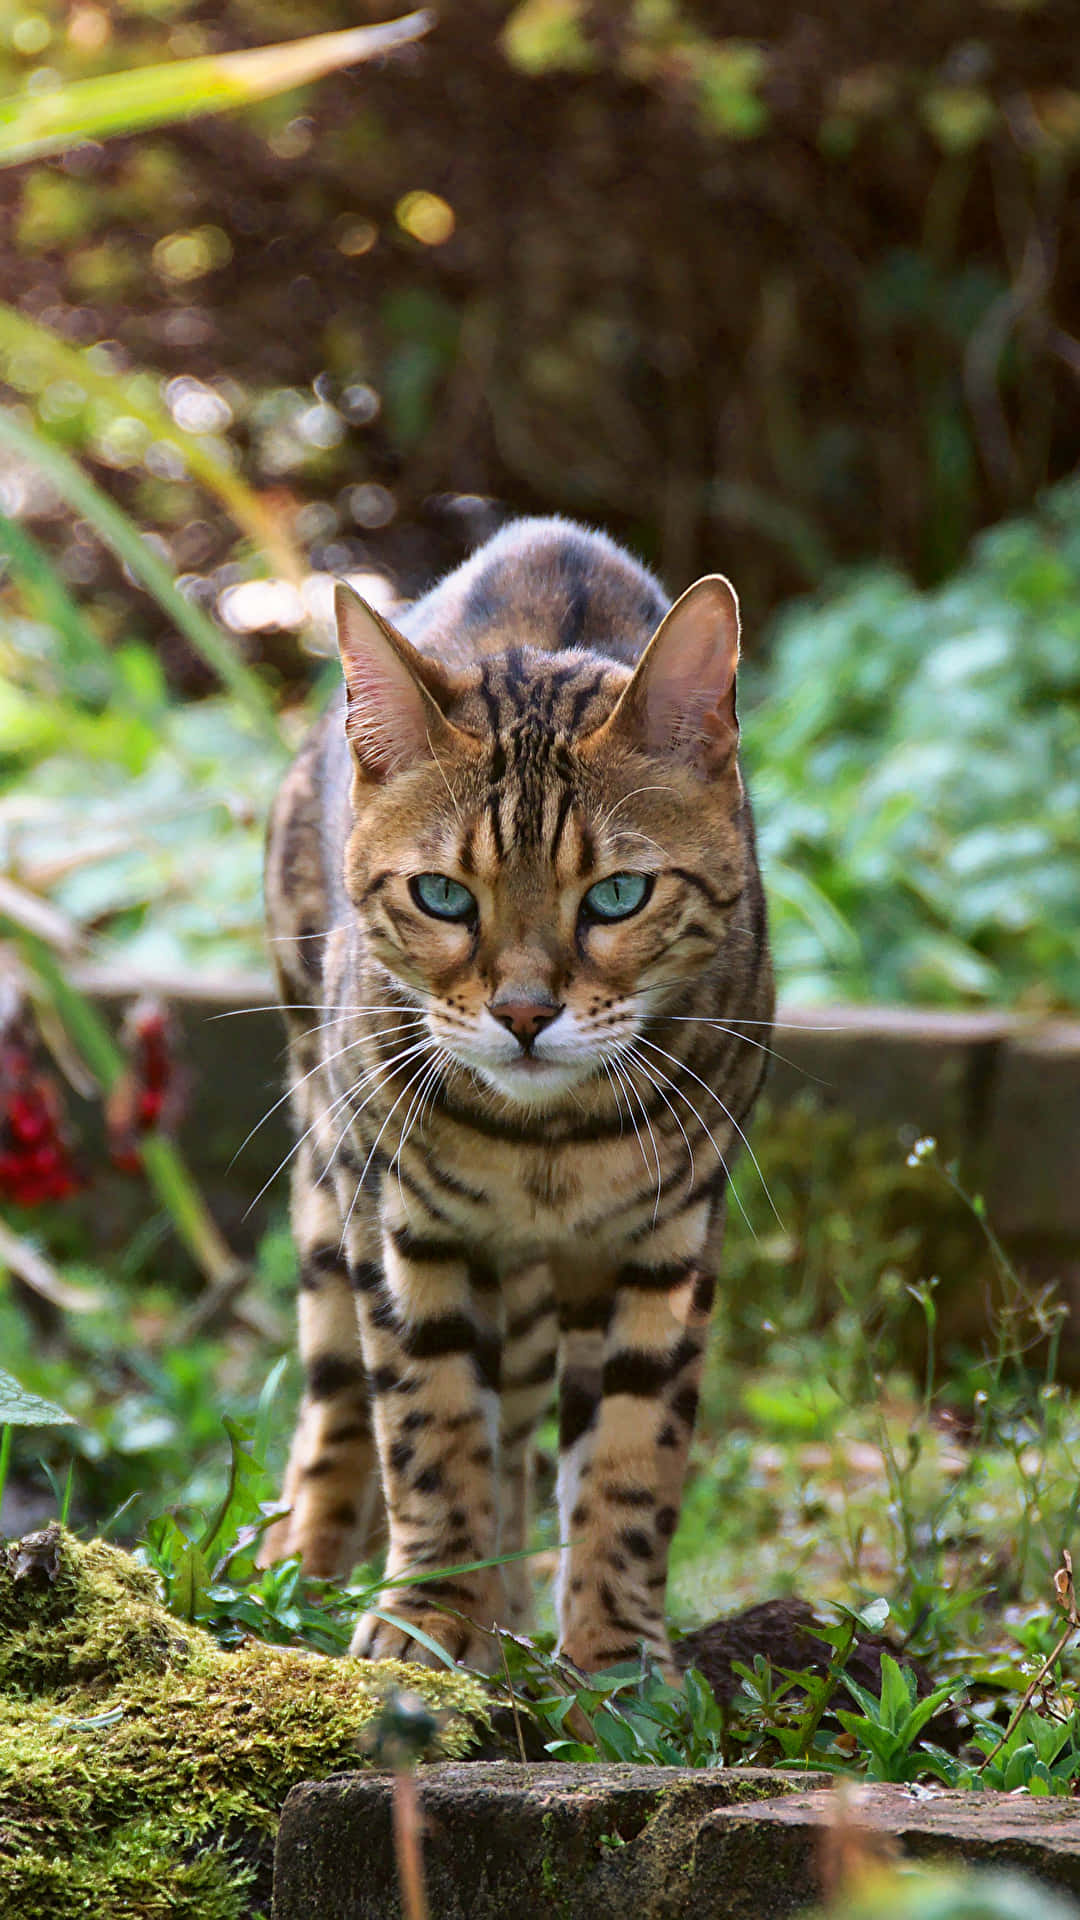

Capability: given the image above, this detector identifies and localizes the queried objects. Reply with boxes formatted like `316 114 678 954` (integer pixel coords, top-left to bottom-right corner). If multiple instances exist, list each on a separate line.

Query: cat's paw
350 1597 500 1673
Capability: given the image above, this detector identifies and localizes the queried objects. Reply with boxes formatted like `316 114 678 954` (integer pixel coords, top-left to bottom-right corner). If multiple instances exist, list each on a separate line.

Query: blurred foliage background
1 0 1078 1010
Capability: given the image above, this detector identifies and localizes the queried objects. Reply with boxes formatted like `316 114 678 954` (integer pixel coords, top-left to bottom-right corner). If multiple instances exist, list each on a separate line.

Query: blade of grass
0 409 280 742
0 505 119 675
0 13 434 165
366 1610 459 1670
0 310 302 582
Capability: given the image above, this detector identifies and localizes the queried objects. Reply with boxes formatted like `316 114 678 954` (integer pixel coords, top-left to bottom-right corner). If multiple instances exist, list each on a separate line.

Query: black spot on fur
367 1364 402 1397
391 1226 464 1265
560 1379 599 1449
308 1355 363 1400
559 1296 611 1334
622 1528 653 1561
671 1382 700 1426
692 1271 716 1318
615 1260 696 1293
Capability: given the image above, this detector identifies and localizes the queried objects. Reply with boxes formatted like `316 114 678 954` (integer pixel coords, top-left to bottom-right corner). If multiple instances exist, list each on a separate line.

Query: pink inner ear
336 586 438 781
639 577 740 767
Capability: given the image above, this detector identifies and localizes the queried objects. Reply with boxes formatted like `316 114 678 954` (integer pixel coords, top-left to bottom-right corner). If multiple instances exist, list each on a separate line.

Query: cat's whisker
622 1043 697 1201
230 1029 374 1173
244 1034 437 1213
623 1041 754 1237
427 738 465 822
341 1047 443 1248
307 1012 429 1045
322 1040 442 1210
597 784 679 827
413 1049 450 1146
606 1050 661 1208
653 1015 828 1083
617 1050 672 1224
324 1037 441 1179
599 1058 628 1138
242 1072 359 1219
211 1002 430 1020
266 922 351 945
391 1050 447 1217
635 1033 781 1228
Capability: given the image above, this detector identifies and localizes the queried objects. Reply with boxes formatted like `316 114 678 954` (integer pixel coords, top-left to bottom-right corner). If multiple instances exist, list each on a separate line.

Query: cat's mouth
465 1050 592 1108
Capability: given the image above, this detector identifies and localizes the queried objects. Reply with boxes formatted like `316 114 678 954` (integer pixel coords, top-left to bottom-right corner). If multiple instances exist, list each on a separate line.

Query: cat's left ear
602 575 741 777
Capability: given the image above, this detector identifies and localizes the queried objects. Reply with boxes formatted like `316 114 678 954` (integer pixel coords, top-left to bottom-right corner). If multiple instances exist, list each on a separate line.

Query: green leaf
0 409 279 742
878 1652 918 1728
897 1678 965 1748
0 15 434 166
0 1369 75 1426
858 1598 890 1633
1003 1743 1039 1792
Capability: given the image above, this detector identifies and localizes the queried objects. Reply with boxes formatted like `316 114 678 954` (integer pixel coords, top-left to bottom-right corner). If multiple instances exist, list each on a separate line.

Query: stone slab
272 1763 826 1920
982 1022 1080 1238
272 1761 1080 1920
763 1004 1007 1149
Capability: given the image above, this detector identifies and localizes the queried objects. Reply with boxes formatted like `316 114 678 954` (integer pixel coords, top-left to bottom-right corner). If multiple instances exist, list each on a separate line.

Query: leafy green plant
962 1708 1080 1796
744 479 1080 1007
836 1652 961 1783
492 1634 728 1766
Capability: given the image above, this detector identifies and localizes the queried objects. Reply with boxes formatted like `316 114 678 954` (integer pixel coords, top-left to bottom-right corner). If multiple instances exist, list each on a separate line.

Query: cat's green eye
581 872 652 923
410 872 477 922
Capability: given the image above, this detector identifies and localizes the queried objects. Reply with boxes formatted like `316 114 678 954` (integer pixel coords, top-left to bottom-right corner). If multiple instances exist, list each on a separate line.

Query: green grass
5 1107 1080 1788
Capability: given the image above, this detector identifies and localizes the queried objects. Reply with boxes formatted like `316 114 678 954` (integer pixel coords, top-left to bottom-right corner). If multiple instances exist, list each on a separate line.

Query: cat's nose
489 998 564 1050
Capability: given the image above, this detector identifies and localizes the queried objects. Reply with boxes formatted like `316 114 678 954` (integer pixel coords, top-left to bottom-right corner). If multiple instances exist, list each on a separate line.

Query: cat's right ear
335 584 456 782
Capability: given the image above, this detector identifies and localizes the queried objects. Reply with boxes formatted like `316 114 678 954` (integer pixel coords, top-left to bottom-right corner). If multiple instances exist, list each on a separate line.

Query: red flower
0 1037 82 1207
106 998 185 1172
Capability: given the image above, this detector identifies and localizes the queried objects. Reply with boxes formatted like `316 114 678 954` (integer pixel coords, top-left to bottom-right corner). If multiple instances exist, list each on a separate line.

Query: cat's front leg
498 1262 559 1630
347 1224 505 1672
259 1137 383 1577
556 1261 715 1676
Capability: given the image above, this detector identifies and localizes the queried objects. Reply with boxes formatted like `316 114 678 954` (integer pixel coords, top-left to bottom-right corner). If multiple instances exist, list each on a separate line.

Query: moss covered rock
0 1525 485 1918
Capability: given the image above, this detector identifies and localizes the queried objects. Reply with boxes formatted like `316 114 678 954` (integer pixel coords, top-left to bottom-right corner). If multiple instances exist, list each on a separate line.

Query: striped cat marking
260 517 773 1674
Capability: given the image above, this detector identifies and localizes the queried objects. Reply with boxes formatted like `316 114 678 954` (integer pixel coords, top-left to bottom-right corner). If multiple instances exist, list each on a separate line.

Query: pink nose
490 999 564 1049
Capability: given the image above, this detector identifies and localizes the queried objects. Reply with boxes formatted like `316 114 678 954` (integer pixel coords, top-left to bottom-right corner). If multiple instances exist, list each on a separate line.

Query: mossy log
0 1525 485 1918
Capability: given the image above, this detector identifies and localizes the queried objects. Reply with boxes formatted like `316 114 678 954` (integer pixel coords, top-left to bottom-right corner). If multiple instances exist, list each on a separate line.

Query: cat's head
336 577 750 1110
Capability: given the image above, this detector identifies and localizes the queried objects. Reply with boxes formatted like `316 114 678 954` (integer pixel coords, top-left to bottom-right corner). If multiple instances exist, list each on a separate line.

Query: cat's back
401 516 669 670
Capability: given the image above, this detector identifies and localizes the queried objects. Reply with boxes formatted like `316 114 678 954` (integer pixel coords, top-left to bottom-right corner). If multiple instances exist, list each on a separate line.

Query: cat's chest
399 1122 647 1261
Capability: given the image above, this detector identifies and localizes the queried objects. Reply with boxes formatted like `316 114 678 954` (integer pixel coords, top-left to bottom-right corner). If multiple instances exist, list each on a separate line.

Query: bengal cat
260 517 774 1676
